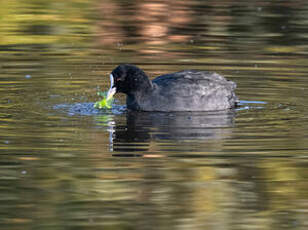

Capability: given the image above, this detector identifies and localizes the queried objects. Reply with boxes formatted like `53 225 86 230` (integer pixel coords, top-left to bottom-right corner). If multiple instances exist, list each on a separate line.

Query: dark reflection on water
121 110 235 140
112 110 235 156
1 0 308 229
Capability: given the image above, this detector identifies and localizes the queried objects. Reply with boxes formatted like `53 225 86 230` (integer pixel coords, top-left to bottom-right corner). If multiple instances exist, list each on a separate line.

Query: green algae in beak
94 91 114 109
94 74 116 109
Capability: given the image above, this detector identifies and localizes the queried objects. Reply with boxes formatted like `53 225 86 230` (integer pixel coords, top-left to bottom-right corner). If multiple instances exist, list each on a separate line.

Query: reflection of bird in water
107 64 238 112
113 110 236 144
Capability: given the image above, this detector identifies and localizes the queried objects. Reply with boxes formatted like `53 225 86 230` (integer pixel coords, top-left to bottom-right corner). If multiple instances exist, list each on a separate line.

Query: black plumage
109 64 238 112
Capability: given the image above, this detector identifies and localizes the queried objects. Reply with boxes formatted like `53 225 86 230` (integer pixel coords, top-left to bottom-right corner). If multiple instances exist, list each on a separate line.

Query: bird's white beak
106 74 116 100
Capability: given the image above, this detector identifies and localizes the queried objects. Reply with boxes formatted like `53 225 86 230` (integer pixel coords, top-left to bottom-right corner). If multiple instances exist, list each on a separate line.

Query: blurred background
0 0 308 229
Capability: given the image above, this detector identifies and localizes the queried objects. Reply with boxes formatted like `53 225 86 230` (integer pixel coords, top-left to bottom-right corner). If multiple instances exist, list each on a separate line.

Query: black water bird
107 64 238 112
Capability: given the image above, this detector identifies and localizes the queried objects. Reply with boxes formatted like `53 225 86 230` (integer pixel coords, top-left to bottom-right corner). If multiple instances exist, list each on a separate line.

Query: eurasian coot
107 64 238 111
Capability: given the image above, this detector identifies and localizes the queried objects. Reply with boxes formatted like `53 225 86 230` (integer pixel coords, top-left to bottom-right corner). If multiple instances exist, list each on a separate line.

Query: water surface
1 0 308 229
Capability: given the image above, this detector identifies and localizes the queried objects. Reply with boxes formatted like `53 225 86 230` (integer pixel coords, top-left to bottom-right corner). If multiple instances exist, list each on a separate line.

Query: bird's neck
126 81 153 111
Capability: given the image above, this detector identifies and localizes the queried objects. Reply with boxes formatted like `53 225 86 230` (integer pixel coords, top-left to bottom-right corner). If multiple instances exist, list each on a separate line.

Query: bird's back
143 70 238 111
